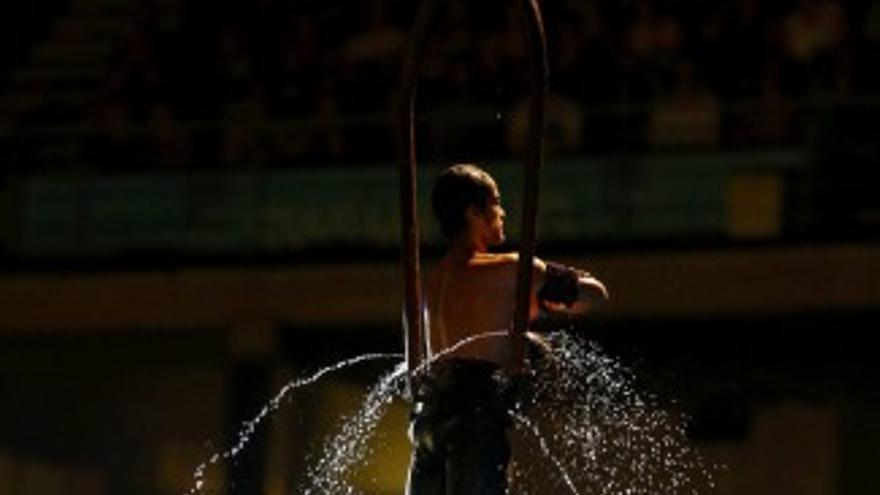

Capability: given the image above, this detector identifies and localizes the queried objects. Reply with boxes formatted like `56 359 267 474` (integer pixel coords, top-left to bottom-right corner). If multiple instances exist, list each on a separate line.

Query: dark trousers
405 360 511 495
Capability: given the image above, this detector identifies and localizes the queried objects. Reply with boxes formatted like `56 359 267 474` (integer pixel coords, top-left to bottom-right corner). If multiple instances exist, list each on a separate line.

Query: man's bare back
425 251 535 367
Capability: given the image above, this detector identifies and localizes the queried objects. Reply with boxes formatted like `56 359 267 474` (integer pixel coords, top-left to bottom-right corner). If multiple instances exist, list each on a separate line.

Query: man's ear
465 204 482 224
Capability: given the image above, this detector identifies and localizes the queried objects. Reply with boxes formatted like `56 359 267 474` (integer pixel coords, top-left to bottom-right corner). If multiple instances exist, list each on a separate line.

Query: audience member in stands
705 0 771 99
781 0 848 95
111 23 163 118
220 82 272 169
506 92 584 156
338 0 406 114
83 96 144 172
275 80 346 166
731 60 795 146
626 0 684 96
215 25 254 103
648 60 720 148
146 103 191 170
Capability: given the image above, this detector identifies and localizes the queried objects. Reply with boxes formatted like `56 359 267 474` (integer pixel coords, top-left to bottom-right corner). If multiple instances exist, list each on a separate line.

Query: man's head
431 163 505 245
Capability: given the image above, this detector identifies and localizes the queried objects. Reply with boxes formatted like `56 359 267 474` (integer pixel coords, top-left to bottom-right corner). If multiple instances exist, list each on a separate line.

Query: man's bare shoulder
472 252 547 272
470 252 519 268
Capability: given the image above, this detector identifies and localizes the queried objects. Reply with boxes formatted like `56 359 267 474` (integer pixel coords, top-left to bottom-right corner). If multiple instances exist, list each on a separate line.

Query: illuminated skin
424 176 609 369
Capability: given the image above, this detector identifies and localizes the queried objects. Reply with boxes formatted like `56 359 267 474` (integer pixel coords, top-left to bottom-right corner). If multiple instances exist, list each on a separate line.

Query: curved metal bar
395 0 442 382
511 0 548 368
395 0 547 382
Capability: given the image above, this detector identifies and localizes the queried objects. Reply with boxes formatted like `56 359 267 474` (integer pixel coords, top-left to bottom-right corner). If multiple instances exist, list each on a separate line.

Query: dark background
1 1 879 494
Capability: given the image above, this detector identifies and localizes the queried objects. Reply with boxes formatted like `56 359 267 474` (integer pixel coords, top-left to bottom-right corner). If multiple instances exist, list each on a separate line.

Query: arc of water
184 353 402 495
395 0 549 384
303 330 510 493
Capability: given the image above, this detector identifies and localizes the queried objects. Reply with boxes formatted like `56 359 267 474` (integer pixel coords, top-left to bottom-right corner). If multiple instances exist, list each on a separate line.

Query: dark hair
431 163 496 239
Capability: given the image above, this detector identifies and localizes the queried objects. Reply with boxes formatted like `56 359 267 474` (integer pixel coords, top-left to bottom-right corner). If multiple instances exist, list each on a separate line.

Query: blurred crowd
5 0 880 172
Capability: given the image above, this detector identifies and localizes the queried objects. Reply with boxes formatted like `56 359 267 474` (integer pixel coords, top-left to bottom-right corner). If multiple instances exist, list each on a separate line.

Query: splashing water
300 330 508 494
302 362 407 495
185 330 508 495
302 330 716 494
508 331 717 495
510 411 582 495
187 329 717 495
184 352 402 495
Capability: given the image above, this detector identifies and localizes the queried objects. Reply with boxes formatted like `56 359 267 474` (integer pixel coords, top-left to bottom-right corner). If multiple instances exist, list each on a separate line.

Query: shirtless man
406 163 608 495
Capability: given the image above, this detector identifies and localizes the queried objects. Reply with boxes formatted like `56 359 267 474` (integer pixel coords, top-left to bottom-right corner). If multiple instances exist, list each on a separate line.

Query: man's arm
533 257 609 314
